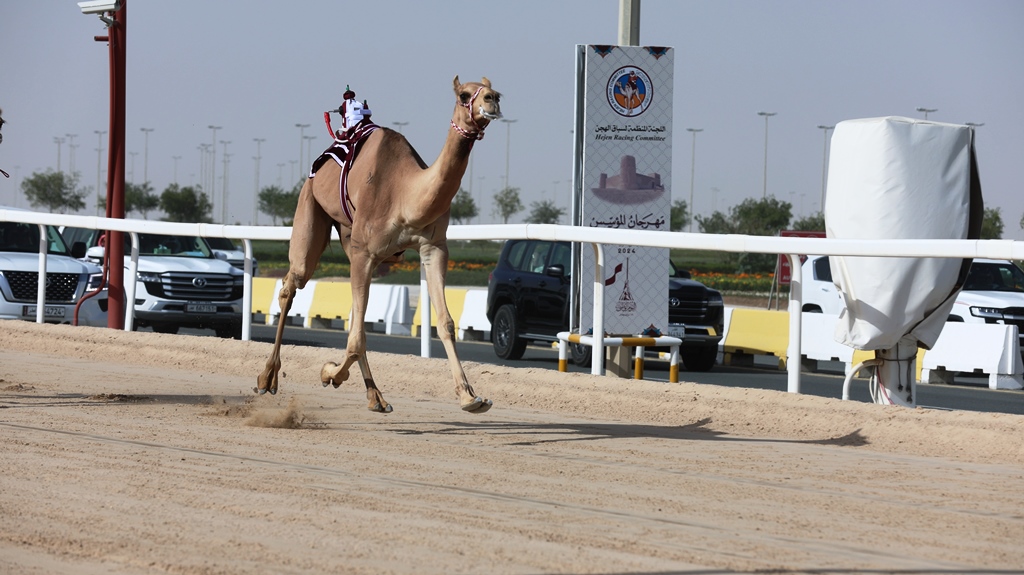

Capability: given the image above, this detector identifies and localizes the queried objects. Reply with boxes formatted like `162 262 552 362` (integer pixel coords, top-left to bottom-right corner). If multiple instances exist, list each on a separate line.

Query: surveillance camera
77 0 122 15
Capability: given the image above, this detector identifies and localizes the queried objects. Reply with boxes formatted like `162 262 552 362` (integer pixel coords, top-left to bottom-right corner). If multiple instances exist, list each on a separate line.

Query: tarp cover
825 116 982 350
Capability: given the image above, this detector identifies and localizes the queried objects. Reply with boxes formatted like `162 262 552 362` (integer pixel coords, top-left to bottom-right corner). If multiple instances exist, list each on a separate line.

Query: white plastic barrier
457 289 491 341
360 284 412 336
921 323 1024 390
268 279 317 327
800 312 855 364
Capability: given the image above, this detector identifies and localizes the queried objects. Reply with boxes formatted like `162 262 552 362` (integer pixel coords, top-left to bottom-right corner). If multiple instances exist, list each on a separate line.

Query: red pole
104 1 127 329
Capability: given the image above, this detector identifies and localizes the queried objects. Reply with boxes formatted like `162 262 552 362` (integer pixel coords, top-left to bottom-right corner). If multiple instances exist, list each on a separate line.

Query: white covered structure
825 117 984 407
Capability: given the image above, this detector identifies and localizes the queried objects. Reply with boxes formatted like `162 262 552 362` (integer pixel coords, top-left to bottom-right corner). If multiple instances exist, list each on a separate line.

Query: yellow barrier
722 308 789 369
851 348 926 381
306 281 353 329
412 288 467 337
250 277 279 316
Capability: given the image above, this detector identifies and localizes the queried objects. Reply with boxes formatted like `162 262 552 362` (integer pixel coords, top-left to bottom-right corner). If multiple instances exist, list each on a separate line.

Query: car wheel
570 342 592 367
151 323 179 335
682 344 717 372
216 322 242 339
491 304 527 360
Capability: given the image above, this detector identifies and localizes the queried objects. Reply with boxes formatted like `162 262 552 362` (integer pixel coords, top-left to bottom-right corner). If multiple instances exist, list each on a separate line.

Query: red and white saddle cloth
308 120 380 224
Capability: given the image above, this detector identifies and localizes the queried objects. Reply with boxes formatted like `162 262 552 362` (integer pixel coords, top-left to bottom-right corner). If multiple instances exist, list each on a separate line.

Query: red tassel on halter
323 111 335 138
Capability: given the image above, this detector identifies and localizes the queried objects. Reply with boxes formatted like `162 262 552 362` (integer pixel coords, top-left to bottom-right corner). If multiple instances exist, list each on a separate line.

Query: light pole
65 133 78 174
916 107 937 120
295 123 310 180
220 140 231 223
686 128 702 232
54 137 65 172
94 130 106 215
500 118 517 190
129 151 137 183
757 111 776 199
277 162 285 187
140 127 153 184
172 155 181 185
304 135 316 177
817 124 834 213
198 144 210 190
208 125 221 194
392 121 408 133
253 137 265 224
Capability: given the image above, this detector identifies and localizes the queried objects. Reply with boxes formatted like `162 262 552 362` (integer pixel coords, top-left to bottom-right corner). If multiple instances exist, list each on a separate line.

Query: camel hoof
368 402 394 414
460 397 493 413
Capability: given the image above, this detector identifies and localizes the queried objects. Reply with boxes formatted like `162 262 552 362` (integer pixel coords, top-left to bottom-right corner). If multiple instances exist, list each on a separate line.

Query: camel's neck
422 124 475 205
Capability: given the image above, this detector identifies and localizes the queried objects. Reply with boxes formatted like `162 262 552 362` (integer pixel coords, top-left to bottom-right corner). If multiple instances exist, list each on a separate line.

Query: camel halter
451 86 487 140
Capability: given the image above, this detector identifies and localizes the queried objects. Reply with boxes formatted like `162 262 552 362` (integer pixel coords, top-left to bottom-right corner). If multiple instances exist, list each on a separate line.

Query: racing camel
257 76 501 414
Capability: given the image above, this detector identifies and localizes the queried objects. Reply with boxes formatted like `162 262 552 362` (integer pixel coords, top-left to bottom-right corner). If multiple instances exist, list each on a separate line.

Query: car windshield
0 221 71 256
204 237 239 251
963 262 1024 292
137 234 212 258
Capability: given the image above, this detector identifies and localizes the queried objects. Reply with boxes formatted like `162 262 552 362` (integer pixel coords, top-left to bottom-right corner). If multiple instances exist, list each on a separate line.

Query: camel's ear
481 77 491 88
452 75 461 93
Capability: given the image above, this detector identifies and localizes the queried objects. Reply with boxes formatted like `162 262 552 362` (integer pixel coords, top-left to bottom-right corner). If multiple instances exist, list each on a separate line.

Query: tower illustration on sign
615 258 637 313
592 155 665 205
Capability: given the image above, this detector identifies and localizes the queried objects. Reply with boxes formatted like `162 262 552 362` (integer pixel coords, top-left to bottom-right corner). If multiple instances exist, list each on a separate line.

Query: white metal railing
3 210 1023 395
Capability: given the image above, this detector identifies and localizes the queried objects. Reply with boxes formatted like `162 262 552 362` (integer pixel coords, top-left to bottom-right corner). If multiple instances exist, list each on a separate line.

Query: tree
21 170 88 213
980 207 1003 240
669 199 689 232
258 183 300 225
492 186 523 224
160 184 212 223
525 200 565 224
125 181 161 219
792 211 825 232
695 196 793 272
449 188 478 224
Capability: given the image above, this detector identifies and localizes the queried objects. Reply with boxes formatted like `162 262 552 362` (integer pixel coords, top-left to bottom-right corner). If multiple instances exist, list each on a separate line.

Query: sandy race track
1 321 1023 574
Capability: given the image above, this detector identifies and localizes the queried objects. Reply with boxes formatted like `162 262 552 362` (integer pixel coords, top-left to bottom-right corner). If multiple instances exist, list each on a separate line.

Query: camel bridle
450 86 489 141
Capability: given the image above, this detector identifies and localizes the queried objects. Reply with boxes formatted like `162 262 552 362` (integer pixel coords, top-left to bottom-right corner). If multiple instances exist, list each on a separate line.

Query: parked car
801 255 1024 351
203 236 258 277
0 219 107 326
486 239 725 371
61 226 245 338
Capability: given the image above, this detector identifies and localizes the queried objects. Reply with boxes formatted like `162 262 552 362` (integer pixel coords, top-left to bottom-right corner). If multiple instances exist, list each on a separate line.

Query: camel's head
451 76 501 140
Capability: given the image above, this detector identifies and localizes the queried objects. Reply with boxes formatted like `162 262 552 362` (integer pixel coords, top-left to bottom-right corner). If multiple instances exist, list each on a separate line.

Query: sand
1 320 1022 574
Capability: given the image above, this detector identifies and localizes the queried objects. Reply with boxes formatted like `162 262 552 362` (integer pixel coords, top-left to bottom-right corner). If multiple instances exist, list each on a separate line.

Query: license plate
185 302 217 313
24 305 66 318
666 325 686 338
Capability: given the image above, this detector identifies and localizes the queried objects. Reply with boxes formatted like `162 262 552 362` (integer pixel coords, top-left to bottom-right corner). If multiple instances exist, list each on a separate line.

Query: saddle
308 120 380 225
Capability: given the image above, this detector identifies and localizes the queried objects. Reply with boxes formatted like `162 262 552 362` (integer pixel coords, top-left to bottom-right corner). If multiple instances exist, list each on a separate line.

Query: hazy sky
2 1 1022 238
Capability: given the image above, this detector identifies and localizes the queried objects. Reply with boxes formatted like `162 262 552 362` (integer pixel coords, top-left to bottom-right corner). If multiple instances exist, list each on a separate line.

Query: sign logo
192 277 207 288
607 66 652 117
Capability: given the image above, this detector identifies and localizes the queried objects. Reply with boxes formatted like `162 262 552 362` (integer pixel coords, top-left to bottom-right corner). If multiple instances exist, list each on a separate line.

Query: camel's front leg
421 242 492 413
319 250 392 413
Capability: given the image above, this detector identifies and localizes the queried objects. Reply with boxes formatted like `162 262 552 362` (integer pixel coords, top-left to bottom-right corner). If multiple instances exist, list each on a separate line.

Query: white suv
0 220 107 326
62 227 245 338
801 255 1024 351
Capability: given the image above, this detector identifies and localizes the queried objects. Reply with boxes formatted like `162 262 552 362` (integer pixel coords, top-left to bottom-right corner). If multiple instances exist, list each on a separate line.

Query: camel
257 76 501 414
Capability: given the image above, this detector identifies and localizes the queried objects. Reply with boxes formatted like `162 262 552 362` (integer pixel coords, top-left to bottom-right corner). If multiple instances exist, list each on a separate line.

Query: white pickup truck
61 227 246 338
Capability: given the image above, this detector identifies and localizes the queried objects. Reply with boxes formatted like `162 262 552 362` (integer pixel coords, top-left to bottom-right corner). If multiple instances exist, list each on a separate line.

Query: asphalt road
219 323 1024 417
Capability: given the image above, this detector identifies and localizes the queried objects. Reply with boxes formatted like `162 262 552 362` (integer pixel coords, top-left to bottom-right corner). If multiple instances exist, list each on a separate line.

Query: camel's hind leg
319 250 392 413
256 181 333 394
421 242 492 413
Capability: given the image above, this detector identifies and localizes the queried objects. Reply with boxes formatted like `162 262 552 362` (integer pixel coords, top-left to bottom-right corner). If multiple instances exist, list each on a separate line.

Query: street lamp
685 128 702 232
295 123 310 179
392 121 408 133
817 124 834 213
304 135 316 178
53 136 65 172
129 151 137 183
500 118 517 189
253 137 265 225
172 155 181 185
65 133 78 173
94 130 106 215
758 111 776 198
140 127 153 184
220 140 231 223
208 125 221 194
916 107 937 120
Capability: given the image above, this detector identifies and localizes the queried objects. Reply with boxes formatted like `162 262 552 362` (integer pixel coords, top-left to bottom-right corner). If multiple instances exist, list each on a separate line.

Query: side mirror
545 263 566 278
71 241 87 259
85 245 105 262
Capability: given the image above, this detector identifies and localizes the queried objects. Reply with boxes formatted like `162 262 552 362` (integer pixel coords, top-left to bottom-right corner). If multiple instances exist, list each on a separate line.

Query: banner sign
574 45 674 335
